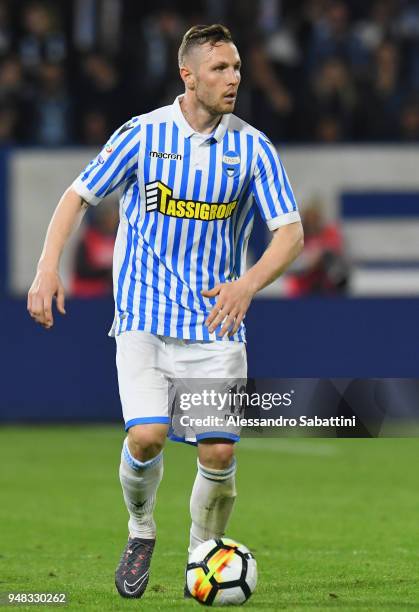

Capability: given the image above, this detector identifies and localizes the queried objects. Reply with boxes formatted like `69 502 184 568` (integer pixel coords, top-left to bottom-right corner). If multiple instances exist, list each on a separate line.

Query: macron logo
149 150 182 160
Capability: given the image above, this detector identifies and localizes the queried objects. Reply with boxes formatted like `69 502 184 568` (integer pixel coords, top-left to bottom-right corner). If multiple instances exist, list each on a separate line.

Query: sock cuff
123 439 163 471
197 457 236 481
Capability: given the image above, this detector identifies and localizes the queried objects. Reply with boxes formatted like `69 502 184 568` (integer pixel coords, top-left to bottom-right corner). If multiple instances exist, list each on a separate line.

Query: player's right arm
28 116 141 329
27 187 87 329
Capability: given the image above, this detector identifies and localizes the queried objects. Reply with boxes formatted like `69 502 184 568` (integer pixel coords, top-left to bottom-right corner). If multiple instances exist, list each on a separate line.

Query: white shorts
115 331 247 444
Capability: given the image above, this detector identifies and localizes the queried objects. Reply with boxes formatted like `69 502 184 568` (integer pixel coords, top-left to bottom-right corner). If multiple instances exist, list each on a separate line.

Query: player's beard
196 87 236 116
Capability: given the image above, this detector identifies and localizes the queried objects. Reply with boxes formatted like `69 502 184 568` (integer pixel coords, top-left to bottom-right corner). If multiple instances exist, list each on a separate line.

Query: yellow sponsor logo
145 181 237 221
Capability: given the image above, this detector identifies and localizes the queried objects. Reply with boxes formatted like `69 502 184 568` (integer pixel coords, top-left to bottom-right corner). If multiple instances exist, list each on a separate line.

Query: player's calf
116 439 163 598
189 454 237 555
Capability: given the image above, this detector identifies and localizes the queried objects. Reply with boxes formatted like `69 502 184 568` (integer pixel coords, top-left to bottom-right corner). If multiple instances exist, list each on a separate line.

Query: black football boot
115 537 155 598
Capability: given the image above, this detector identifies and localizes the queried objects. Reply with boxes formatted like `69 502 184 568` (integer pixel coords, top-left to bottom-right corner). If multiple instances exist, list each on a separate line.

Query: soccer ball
186 537 257 606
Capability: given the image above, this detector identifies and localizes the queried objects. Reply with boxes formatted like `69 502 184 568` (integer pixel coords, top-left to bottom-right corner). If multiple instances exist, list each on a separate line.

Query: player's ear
180 64 196 91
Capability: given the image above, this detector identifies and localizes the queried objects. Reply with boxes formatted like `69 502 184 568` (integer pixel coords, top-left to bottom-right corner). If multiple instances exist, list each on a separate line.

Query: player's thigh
175 340 247 379
173 340 247 445
116 330 171 432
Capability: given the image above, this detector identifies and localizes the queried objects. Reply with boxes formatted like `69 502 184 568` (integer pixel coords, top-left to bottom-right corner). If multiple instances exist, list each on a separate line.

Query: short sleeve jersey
72 95 300 342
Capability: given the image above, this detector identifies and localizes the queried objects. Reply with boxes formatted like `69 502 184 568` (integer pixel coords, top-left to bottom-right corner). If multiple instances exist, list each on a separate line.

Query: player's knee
199 440 235 470
127 424 166 461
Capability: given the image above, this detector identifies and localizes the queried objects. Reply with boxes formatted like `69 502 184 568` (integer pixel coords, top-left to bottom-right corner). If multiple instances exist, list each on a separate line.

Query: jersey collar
172 95 230 143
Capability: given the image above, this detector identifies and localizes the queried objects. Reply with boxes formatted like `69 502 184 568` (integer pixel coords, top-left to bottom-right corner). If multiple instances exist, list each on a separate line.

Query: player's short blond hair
178 24 233 67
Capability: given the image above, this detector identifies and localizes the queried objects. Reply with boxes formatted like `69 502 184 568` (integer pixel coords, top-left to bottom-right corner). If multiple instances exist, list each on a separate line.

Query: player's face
191 42 241 115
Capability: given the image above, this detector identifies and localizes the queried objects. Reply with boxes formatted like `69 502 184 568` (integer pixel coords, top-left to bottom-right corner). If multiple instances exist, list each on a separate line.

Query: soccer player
27 24 303 599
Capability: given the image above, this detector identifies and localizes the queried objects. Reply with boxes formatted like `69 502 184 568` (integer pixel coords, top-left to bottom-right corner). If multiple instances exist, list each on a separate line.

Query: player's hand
202 279 255 338
27 268 66 329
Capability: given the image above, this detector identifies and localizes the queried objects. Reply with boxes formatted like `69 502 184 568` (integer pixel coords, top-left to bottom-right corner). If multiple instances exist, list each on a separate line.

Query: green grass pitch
0 426 418 610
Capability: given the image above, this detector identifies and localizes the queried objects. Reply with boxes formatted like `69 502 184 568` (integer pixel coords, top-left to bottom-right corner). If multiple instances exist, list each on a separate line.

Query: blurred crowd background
3 0 419 302
1 0 419 146
2 0 419 417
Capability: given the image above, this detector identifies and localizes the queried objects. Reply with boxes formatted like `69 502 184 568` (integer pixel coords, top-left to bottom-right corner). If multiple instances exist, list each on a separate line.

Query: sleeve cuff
266 210 301 231
72 177 101 206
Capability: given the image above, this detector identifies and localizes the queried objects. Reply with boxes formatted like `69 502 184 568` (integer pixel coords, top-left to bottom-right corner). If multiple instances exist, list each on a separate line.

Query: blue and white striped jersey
72 96 300 342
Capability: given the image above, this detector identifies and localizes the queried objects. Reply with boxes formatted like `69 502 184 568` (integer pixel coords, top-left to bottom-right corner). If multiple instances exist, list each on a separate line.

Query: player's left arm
203 221 303 337
203 134 303 337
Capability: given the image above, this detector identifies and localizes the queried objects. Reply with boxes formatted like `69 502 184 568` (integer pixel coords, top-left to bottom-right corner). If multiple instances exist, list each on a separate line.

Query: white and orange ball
186 538 257 606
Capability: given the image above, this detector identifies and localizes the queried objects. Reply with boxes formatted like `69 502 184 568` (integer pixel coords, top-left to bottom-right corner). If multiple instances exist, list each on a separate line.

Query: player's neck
179 94 221 135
